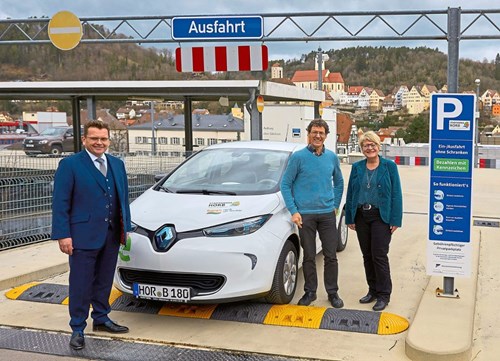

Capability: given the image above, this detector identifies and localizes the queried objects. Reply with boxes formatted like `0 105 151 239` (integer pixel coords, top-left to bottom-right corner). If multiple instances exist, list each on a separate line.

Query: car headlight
203 215 271 237
39 140 48 144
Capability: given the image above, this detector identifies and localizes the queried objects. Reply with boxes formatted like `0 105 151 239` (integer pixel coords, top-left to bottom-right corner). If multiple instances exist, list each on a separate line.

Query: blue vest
103 167 120 231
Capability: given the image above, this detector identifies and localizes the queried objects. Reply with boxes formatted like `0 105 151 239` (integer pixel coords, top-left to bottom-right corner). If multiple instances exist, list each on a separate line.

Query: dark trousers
68 227 120 332
298 212 339 295
355 208 392 302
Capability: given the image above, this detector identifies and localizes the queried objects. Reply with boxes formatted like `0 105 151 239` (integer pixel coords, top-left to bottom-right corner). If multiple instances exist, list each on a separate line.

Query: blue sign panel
429 94 475 243
172 16 263 40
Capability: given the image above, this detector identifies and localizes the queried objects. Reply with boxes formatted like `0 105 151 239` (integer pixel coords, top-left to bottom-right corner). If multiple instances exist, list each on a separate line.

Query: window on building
208 138 218 145
135 137 143 144
195 138 205 146
171 137 180 145
159 137 168 144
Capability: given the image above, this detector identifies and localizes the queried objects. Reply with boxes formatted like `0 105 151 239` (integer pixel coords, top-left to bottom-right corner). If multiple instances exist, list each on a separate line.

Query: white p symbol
436 98 462 130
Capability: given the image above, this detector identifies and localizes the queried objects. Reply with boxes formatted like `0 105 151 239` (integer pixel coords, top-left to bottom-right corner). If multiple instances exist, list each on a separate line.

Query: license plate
133 283 191 302
25 144 34 147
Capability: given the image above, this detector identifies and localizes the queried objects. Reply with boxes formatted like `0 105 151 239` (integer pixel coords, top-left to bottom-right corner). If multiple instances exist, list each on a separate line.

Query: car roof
206 140 306 153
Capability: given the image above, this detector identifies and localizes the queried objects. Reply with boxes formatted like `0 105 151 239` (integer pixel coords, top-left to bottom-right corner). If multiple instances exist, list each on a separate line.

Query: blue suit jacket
345 156 403 227
51 151 132 249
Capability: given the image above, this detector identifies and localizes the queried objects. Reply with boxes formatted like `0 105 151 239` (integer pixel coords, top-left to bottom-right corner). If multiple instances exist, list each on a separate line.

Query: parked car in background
22 127 74 156
114 141 348 305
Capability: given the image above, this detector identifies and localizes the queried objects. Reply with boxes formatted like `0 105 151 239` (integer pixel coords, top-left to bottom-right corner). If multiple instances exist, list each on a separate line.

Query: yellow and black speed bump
112 294 164 314
320 308 381 333
210 302 273 323
6 283 409 335
16 283 69 305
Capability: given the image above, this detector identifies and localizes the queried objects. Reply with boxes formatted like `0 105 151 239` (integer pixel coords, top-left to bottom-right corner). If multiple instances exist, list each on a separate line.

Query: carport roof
0 80 324 103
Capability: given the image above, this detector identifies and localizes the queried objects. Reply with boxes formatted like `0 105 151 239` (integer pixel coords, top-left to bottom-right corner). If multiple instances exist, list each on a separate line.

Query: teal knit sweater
281 146 344 215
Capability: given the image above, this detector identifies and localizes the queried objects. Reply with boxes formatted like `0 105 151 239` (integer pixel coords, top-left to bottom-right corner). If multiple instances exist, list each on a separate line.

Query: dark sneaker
328 293 344 308
298 292 317 306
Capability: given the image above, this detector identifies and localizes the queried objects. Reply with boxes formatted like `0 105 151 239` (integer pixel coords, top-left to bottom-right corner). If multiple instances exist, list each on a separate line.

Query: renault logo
154 225 176 251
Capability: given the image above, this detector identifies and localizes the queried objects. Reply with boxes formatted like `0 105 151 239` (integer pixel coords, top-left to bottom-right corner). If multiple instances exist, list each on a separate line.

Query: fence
0 150 183 250
2 143 500 250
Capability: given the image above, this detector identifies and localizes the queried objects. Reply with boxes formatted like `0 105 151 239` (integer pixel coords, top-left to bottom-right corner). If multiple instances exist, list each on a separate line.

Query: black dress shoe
69 331 85 350
298 292 317 306
359 293 377 304
93 320 129 333
372 299 389 311
328 293 344 309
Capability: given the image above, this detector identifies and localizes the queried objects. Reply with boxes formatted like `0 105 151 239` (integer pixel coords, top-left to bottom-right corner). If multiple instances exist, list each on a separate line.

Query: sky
0 0 499 63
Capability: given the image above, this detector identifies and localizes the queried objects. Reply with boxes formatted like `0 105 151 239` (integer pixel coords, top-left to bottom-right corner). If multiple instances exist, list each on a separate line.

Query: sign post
428 94 476 296
48 11 83 51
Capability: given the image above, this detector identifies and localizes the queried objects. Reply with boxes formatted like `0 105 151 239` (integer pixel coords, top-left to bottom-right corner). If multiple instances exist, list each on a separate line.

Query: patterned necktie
95 157 106 176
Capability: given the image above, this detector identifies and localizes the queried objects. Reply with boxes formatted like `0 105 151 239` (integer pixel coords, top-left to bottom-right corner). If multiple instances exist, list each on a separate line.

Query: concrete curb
0 263 69 291
0 242 69 291
405 235 480 361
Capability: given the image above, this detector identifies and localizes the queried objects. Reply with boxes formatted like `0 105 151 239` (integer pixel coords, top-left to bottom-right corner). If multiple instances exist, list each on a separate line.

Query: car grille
119 268 226 295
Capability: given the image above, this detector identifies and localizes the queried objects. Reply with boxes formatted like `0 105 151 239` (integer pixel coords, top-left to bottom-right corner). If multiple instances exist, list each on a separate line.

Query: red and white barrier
175 45 268 72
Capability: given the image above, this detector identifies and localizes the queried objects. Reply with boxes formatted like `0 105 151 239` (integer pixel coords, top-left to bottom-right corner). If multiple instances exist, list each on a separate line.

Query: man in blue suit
52 120 132 350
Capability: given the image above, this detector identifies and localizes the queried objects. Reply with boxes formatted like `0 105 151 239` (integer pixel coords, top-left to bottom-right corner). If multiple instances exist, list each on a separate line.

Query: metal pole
150 101 156 155
475 79 480 168
443 6 461 296
314 47 323 119
184 96 193 156
71 96 82 153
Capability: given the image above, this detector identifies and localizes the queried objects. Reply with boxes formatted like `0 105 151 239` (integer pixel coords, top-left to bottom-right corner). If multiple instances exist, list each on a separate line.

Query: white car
114 141 347 304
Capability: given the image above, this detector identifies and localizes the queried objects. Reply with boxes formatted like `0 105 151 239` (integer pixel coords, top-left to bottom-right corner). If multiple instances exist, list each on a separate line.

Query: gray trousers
298 212 339 295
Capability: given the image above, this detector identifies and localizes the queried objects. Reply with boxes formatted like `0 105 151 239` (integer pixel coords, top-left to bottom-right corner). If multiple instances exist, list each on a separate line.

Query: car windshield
159 147 290 195
40 128 67 136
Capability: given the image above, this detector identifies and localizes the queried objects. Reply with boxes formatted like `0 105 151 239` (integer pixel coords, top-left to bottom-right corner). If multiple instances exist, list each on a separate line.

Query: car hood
25 135 60 141
130 189 283 232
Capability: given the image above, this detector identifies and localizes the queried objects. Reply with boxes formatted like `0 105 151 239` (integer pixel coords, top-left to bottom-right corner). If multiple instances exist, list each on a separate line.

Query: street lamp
474 78 480 168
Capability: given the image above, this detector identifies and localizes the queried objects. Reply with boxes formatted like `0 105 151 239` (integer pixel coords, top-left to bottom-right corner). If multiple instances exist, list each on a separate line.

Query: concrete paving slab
0 165 499 361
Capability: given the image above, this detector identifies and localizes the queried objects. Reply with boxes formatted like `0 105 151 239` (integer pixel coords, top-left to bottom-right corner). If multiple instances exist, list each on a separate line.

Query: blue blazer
51 151 132 249
345 156 403 227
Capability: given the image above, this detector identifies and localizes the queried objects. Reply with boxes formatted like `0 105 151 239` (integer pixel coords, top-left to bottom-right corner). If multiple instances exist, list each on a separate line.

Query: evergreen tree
404 116 429 143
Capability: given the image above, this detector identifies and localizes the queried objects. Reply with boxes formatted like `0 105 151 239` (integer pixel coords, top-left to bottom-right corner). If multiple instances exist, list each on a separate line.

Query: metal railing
0 150 183 250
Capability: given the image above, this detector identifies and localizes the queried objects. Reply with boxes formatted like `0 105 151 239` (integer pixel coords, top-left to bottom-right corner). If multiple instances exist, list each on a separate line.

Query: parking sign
428 94 476 277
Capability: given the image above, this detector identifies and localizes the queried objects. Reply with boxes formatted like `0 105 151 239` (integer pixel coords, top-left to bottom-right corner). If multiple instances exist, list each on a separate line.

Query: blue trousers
68 227 120 332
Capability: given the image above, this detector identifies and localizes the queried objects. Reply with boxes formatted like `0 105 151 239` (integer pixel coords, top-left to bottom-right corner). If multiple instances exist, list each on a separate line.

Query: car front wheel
50 145 63 156
265 240 298 304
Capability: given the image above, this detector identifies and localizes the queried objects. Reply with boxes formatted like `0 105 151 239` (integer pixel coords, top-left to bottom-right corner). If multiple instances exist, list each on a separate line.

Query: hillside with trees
0 21 498 92
280 46 500 94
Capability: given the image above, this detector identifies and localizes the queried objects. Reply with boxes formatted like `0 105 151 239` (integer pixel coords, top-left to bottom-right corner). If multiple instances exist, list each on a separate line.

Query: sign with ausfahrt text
172 16 263 40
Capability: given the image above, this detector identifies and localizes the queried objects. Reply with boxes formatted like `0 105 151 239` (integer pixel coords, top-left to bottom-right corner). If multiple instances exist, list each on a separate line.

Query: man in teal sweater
281 119 344 308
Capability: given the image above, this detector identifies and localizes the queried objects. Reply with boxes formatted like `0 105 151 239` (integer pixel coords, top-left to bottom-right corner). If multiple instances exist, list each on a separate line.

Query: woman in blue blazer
345 131 402 311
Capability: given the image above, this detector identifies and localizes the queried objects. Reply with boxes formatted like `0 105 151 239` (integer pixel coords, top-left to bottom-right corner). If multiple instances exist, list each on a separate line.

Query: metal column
184 96 193 156
442 6 461 296
86 96 97 120
71 96 82 153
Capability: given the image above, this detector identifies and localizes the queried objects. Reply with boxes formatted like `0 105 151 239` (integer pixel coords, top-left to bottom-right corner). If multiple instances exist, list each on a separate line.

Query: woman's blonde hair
358 131 381 149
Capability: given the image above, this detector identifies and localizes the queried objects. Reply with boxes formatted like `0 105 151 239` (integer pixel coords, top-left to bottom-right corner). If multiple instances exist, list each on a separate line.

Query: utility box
245 104 337 150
